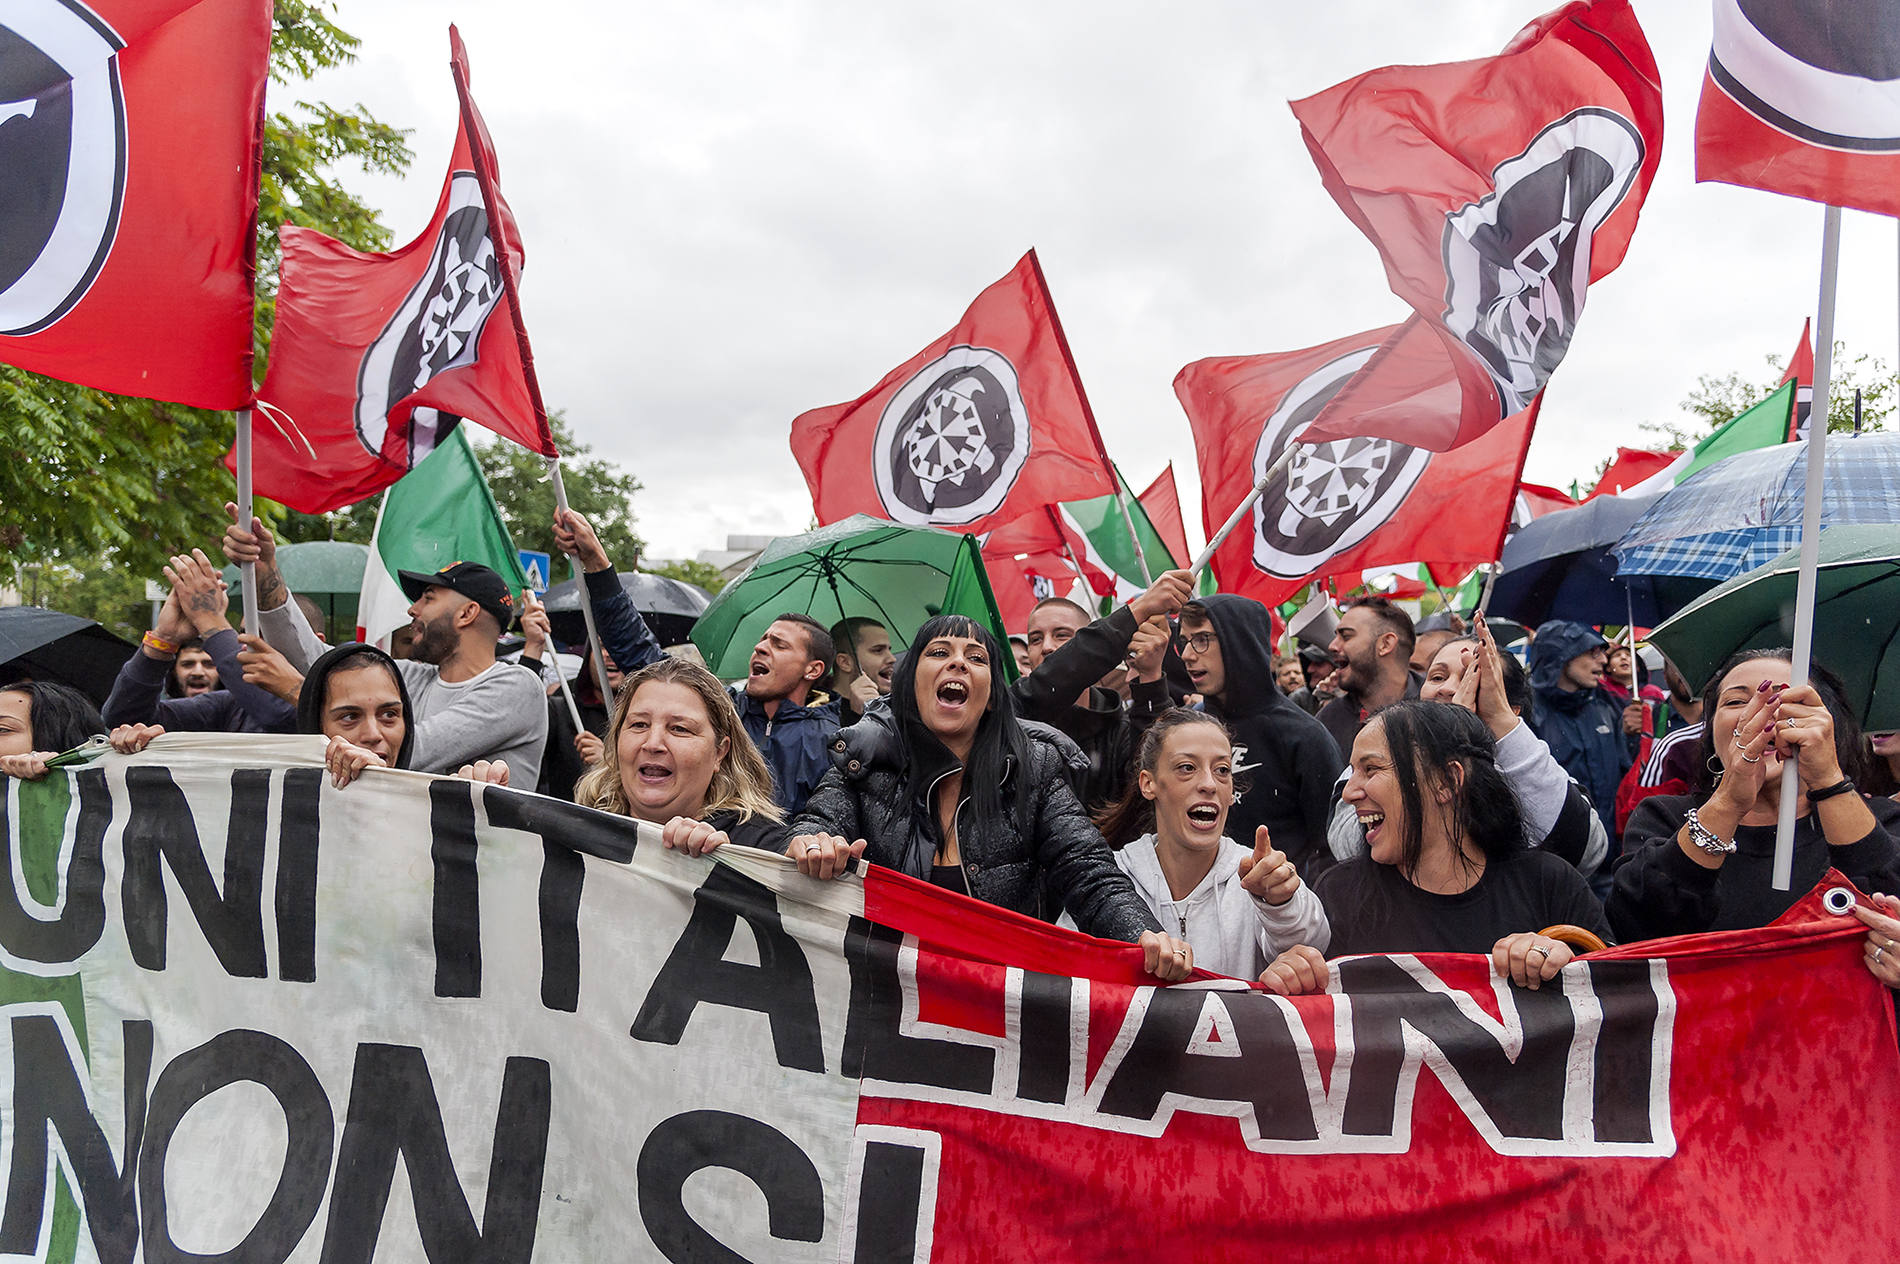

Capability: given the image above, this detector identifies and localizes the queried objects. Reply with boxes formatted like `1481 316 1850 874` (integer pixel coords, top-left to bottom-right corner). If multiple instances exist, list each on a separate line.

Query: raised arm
553 509 665 672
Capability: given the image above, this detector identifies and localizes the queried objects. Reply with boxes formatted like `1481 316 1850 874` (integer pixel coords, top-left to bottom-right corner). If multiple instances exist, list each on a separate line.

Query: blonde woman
575 658 787 855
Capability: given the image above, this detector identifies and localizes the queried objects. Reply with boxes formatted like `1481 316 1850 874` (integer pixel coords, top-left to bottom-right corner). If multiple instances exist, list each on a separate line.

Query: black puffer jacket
791 704 1163 943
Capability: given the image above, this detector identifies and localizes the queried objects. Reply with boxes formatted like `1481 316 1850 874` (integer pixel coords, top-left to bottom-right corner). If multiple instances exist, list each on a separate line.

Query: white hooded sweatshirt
1074 835 1331 980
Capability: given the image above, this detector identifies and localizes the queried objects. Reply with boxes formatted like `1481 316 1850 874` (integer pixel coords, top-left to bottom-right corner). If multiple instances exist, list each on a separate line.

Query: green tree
2 1 411 585
1642 342 1893 449
474 413 647 571
644 559 728 595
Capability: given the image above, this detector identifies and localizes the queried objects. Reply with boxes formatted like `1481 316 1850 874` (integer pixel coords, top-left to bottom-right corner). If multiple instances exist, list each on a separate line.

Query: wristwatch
1684 807 1737 856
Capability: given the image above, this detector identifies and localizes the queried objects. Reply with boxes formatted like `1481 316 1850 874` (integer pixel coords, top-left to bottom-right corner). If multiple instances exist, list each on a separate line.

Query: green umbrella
691 515 1017 684
223 541 369 643
1647 525 1900 731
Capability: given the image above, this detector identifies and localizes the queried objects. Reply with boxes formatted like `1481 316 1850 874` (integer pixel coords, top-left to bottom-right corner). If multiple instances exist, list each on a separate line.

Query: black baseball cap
398 561 517 630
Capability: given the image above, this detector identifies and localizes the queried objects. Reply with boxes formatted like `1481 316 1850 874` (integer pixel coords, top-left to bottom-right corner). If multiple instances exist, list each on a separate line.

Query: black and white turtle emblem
1251 346 1432 580
874 345 1030 525
1442 107 1644 417
356 171 504 468
0 0 125 336
1711 0 1900 150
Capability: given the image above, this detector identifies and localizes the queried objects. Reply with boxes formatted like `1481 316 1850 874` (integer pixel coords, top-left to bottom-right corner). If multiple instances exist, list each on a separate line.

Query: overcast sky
293 0 1900 562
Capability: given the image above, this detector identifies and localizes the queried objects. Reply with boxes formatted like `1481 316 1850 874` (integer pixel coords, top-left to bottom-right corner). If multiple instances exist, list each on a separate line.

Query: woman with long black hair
1608 648 1900 942
1261 700 1608 996
789 614 1193 980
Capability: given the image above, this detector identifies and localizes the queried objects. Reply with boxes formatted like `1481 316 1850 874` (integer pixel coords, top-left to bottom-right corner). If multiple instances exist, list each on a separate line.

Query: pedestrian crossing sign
519 549 551 594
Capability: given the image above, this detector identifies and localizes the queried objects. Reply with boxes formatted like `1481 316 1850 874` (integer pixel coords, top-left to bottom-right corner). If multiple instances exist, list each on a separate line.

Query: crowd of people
6 508 1900 999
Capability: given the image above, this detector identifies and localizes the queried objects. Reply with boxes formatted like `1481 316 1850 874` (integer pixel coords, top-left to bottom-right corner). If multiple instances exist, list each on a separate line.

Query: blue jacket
584 567 666 676
1528 622 1632 842
731 686 841 818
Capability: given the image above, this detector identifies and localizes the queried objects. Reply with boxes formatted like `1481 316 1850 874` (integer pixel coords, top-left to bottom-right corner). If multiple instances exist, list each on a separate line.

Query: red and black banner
1288 0 1662 453
1178 328 1537 608
1698 0 1900 217
0 0 271 409
791 251 1116 537
242 28 553 515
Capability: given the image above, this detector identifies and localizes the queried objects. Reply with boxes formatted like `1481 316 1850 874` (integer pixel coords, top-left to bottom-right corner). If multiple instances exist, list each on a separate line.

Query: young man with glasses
1175 595 1343 879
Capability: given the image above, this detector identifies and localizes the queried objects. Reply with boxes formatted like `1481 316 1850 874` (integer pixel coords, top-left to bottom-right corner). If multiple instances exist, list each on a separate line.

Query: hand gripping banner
2 737 1897 1262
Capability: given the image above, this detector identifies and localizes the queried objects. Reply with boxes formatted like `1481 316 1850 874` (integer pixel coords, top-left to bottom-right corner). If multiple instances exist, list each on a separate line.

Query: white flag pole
549 460 616 714
1773 204 1841 891
234 408 259 636
1192 443 1301 576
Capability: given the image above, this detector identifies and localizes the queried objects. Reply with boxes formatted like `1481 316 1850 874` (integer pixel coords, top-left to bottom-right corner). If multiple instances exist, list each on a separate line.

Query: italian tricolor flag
1620 380 1796 498
355 428 530 645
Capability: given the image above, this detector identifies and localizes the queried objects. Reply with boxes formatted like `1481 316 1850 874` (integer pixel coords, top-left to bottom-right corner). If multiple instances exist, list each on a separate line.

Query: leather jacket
791 703 1162 942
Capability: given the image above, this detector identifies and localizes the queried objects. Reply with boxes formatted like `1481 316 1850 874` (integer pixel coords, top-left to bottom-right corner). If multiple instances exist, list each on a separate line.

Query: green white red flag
355 427 528 644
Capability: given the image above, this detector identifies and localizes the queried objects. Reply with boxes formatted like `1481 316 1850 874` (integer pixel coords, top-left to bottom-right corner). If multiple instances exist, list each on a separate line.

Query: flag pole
234 408 259 636
553 651 586 733
1773 204 1841 892
450 36 613 706
1192 442 1301 576
1477 562 1500 616
1045 505 1090 599
1024 249 1151 585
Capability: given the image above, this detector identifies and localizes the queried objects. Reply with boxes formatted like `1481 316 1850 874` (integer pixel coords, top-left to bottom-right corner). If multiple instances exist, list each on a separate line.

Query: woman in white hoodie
1081 709 1330 979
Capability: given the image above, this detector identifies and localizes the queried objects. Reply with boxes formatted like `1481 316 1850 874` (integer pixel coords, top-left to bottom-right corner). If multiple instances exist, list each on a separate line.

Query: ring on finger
1878 945 1887 966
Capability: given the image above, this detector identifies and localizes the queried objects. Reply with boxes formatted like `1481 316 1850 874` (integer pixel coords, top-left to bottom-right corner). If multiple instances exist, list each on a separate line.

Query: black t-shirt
703 808 790 855
1314 848 1611 958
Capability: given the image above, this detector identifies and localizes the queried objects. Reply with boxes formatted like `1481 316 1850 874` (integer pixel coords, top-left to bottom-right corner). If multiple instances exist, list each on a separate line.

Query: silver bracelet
1684 807 1737 856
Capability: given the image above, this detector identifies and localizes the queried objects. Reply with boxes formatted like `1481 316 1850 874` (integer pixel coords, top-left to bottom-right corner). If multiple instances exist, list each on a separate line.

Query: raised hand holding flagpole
1773 205 1841 891
1191 442 1303 577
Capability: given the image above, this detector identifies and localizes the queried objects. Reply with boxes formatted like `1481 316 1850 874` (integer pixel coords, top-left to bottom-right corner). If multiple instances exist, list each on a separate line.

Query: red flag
1288 0 1662 451
1519 481 1581 517
1696 3 1900 217
1137 463 1194 573
985 505 1121 600
981 545 1086 634
790 251 1116 535
241 29 554 514
0 0 271 409
1585 449 1678 500
1779 318 1815 441
1178 328 1537 608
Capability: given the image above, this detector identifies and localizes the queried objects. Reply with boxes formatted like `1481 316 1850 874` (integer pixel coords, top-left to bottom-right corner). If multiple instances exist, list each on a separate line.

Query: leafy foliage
475 414 646 570
1643 342 1893 448
643 559 729 595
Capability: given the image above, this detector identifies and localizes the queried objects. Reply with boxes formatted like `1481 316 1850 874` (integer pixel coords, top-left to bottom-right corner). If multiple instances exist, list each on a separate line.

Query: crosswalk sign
518 549 551 594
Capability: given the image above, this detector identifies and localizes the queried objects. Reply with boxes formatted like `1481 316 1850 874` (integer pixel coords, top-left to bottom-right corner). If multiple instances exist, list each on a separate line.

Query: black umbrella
0 608 138 707
1488 494 1714 627
542 572 713 650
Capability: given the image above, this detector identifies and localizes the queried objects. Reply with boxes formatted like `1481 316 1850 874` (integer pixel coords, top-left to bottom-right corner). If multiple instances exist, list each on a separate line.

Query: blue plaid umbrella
1613 432 1900 582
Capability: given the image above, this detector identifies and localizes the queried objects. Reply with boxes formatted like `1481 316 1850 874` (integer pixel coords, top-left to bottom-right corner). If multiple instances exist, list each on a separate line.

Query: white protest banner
2 736 1895 1262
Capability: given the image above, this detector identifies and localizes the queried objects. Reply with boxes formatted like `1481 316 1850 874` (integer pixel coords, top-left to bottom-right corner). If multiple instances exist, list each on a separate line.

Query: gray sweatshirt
1063 835 1331 979
259 598 547 785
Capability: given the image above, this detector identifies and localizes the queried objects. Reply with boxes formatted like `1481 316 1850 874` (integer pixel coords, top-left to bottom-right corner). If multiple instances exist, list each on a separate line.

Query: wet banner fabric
2 736 1896 1262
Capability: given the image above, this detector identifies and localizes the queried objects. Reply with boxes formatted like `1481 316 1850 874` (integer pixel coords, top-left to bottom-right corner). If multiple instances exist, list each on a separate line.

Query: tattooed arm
221 501 289 613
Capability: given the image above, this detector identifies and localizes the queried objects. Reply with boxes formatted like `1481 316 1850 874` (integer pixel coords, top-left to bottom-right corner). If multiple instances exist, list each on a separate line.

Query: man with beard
387 562 551 787
831 617 896 727
1316 597 1422 769
103 549 295 735
1175 594 1342 877
733 613 839 816
168 641 218 698
1011 571 1195 813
